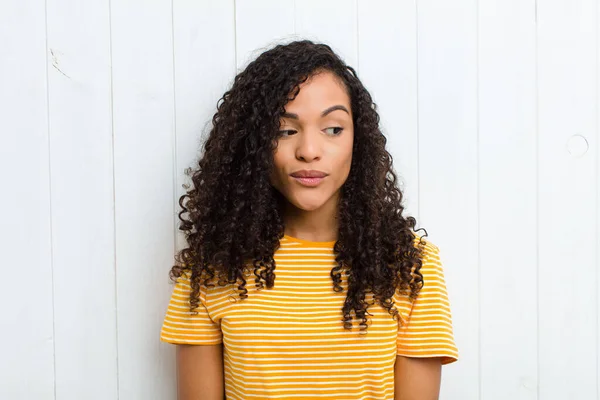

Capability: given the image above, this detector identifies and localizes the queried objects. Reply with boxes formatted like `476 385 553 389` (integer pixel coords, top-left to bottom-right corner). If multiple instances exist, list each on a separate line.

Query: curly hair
170 39 429 332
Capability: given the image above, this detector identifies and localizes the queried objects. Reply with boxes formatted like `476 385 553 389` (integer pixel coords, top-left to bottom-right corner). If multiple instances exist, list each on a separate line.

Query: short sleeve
160 271 223 345
395 240 459 365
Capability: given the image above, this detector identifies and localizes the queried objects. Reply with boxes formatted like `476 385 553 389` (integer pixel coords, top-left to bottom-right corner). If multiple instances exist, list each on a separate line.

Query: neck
282 194 340 243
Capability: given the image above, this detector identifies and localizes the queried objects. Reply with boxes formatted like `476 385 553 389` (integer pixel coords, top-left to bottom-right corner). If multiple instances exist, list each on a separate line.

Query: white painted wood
0 1 55 399
294 0 358 69
537 0 598 398
235 0 295 71
110 0 176 398
416 1 479 398
478 1 538 398
356 0 420 228
597 1 600 396
45 0 118 398
5 2 600 399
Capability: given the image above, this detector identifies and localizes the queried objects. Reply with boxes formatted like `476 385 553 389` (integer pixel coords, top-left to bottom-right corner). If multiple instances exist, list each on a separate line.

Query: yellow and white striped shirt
160 234 458 399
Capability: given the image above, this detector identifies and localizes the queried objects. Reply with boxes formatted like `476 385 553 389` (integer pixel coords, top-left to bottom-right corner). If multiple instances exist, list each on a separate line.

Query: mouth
291 176 326 187
289 170 328 187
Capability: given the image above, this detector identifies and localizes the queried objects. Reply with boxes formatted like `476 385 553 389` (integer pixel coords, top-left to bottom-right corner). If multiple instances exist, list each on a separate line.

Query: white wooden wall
1 0 598 399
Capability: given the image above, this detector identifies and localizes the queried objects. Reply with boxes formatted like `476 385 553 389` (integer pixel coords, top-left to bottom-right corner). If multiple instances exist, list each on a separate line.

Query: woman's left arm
394 355 442 400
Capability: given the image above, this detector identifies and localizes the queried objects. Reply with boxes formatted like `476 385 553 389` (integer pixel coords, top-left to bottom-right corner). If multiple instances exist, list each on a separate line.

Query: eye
324 127 344 136
278 129 297 137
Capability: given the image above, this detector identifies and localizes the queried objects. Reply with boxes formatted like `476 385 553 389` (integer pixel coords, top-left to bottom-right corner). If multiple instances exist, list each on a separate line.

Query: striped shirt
160 234 458 399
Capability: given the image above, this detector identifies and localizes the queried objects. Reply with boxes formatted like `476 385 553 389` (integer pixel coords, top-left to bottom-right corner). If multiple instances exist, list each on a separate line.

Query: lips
290 170 328 178
289 170 328 187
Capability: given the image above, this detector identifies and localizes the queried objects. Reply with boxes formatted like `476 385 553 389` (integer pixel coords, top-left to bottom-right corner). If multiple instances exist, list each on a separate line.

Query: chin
290 196 328 212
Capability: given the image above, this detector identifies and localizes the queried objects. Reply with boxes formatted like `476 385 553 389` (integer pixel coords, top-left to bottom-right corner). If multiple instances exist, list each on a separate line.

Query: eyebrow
281 105 350 120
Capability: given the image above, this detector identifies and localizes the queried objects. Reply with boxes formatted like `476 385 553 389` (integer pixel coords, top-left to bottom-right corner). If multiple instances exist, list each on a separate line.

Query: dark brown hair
170 39 428 331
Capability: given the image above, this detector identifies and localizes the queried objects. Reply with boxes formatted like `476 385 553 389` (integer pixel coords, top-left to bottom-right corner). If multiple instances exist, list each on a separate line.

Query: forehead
284 71 351 114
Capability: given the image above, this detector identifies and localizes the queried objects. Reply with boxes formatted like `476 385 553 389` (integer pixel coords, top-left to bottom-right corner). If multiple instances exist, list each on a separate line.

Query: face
270 70 354 212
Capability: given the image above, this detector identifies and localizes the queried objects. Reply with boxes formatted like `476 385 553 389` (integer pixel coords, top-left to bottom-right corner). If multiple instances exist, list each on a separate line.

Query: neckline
283 234 337 247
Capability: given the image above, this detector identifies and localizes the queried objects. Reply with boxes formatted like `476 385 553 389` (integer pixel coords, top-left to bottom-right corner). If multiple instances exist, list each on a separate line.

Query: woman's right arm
176 343 225 400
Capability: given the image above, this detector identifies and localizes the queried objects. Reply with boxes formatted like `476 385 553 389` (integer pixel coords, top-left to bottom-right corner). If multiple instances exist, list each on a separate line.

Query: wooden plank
0 1 55 399
295 0 358 68
357 0 420 223
111 0 176 397
537 0 597 397
235 0 294 71
45 0 118 398
416 1 479 398
597 0 600 395
479 1 538 398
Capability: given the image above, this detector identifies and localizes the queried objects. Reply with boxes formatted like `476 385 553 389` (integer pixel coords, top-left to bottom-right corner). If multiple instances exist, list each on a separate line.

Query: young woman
160 40 458 400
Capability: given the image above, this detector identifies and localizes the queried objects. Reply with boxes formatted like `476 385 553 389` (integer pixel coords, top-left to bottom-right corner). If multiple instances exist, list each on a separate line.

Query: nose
295 129 322 162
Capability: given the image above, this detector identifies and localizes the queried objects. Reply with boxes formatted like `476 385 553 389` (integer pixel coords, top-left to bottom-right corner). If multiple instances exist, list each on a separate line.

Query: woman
160 39 458 399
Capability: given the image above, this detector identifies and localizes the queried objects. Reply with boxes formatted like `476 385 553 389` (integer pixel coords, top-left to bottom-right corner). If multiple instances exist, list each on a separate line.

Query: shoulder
410 234 445 281
411 233 441 260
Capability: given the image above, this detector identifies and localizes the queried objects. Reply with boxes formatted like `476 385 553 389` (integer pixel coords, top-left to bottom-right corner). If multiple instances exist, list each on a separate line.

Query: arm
394 355 442 400
177 343 225 400
394 239 458 399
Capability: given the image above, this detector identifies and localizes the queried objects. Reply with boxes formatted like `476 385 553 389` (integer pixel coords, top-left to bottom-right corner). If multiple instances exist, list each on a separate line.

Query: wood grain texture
0 0 55 398
111 0 176 398
46 0 118 398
